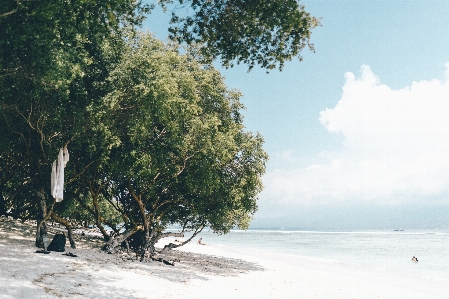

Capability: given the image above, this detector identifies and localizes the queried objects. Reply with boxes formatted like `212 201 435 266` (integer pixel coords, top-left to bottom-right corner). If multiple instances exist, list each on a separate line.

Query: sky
143 1 449 229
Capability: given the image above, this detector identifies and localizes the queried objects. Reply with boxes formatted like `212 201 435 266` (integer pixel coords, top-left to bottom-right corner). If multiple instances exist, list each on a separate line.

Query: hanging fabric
51 147 69 202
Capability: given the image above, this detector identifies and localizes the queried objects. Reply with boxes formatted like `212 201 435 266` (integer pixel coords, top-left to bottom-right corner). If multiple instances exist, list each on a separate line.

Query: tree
1 0 315 249
74 33 268 255
0 0 135 247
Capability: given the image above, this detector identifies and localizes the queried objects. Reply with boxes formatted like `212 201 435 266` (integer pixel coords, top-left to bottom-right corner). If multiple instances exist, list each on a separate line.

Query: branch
140 171 161 195
173 154 194 178
89 179 112 241
0 67 21 77
0 9 17 18
104 193 125 215
128 180 148 228
150 127 167 145
160 226 204 253
66 159 98 185
153 199 182 215
3 109 28 147
102 225 141 253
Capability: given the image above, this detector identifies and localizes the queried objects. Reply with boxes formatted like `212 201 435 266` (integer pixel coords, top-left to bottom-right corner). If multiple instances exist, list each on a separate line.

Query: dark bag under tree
47 233 66 252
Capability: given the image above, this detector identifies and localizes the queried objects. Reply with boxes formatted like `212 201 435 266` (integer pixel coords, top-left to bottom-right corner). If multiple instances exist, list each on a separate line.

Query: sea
181 228 449 281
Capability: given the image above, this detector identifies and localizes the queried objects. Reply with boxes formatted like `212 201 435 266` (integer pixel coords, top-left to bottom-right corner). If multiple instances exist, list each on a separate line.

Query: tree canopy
72 33 268 253
0 0 318 253
1 0 319 74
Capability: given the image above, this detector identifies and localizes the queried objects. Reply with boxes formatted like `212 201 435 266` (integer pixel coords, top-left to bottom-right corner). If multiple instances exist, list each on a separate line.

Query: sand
1 217 448 299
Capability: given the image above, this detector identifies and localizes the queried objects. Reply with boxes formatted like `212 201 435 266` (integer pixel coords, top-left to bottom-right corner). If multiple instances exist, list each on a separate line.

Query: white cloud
263 64 449 206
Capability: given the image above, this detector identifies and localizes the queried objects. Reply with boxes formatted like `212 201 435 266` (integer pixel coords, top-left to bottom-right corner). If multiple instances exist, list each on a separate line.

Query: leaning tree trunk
102 226 139 253
160 227 203 253
91 192 110 242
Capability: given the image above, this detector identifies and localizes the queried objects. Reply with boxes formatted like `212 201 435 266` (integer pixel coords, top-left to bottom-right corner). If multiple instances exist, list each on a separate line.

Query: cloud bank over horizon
262 64 449 208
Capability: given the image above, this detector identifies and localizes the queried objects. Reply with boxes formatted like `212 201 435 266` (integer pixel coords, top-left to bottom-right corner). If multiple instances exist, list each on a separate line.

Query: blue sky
143 1 449 229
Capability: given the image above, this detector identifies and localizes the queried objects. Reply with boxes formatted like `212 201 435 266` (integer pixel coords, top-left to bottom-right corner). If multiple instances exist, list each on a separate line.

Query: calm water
185 229 449 281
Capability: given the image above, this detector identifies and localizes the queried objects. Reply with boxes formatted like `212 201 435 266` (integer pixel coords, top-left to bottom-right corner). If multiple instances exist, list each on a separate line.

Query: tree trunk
102 226 139 253
35 189 56 248
141 223 151 255
0 191 7 216
91 193 110 242
160 229 202 253
129 187 151 258
35 220 47 248
35 190 48 248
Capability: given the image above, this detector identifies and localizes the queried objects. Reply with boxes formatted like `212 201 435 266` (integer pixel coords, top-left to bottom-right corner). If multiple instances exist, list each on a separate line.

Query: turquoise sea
183 229 449 281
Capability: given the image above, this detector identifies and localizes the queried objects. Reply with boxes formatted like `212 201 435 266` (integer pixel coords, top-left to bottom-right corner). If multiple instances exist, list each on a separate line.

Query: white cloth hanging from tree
51 147 69 202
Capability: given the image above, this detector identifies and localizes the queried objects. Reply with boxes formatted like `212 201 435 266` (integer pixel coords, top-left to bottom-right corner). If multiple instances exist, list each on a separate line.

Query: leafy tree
0 0 132 247
77 33 268 255
0 0 315 250
0 61 87 247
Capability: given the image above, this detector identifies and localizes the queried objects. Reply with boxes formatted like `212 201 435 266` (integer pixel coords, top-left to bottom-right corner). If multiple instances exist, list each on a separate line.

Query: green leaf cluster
165 0 320 70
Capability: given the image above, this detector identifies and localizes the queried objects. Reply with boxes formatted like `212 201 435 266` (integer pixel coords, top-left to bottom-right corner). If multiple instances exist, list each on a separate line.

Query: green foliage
98 32 267 241
165 0 320 70
1 0 319 78
0 0 314 249
0 0 137 224
0 0 151 77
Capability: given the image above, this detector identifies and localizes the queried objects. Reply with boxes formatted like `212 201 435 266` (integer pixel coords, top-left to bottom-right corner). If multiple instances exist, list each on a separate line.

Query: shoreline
1 217 449 298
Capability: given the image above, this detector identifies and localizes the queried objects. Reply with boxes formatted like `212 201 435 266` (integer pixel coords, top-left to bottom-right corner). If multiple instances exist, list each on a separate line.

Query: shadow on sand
1 218 264 298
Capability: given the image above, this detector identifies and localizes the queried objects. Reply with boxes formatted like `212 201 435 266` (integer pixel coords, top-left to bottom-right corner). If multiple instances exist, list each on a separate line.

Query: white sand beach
1 217 448 299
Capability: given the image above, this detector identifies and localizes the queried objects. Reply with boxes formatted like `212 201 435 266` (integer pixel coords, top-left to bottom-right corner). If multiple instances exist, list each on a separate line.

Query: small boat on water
394 229 404 231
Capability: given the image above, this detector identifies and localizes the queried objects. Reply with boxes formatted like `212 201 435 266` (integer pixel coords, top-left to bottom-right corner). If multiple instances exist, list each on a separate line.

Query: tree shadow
150 249 265 280
1 218 265 298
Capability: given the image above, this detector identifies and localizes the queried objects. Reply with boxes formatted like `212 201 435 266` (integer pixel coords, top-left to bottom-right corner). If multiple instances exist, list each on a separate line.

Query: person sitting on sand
412 256 418 263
